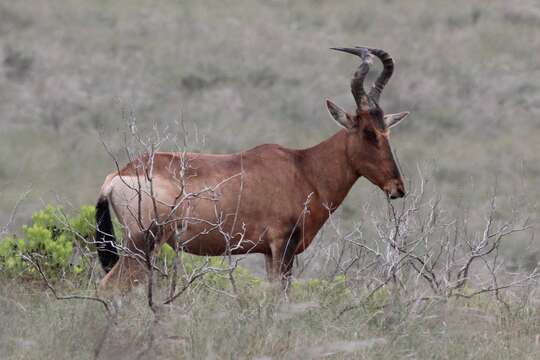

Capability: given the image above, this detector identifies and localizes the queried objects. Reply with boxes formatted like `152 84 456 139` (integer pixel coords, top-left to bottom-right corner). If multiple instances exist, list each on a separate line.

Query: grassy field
1 277 539 360
1 0 540 358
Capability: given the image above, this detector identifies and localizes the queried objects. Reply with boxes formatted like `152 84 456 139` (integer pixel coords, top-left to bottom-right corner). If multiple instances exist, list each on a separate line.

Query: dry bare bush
293 168 539 319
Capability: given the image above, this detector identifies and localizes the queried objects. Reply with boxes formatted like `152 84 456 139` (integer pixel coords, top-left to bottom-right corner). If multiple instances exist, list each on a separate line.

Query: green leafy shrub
0 205 95 278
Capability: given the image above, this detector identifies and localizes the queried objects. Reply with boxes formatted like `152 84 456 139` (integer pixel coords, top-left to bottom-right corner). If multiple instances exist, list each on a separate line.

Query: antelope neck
299 129 360 210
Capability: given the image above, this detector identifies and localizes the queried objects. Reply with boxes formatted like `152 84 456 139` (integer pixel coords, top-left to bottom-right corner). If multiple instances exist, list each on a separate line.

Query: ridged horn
366 47 394 102
330 47 372 111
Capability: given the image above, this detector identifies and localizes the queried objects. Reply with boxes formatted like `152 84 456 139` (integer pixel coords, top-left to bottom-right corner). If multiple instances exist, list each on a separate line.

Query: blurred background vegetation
0 0 538 263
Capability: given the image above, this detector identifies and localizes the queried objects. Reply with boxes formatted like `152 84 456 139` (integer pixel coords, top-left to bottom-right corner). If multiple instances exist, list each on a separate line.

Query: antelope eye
369 108 383 120
363 128 378 144
369 109 386 130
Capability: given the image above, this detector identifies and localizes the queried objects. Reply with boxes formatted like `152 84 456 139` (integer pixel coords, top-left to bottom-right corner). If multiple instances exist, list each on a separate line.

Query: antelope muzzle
384 178 406 199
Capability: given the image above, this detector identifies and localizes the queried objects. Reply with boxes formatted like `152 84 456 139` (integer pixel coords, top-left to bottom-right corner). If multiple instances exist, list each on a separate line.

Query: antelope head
327 47 409 199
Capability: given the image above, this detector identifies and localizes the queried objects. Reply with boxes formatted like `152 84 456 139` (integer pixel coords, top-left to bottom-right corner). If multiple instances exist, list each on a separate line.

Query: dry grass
1 277 539 360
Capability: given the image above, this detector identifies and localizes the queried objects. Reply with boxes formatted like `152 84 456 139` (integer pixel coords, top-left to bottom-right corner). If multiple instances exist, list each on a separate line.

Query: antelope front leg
279 253 294 292
267 244 295 292
264 253 277 282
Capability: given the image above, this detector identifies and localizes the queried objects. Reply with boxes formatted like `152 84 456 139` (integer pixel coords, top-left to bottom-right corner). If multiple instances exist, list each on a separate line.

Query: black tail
95 198 119 273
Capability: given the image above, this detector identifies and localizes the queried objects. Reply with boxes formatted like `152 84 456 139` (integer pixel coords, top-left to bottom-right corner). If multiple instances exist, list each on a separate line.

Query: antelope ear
384 111 410 128
326 99 353 129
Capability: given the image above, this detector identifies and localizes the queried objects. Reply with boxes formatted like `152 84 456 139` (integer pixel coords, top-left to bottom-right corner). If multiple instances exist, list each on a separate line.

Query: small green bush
0 205 95 278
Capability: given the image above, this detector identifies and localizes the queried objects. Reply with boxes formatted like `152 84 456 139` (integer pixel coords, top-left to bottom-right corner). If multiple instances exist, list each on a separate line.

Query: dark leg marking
280 227 302 282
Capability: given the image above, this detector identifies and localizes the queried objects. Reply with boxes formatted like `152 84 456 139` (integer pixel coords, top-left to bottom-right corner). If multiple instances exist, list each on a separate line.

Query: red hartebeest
96 47 410 290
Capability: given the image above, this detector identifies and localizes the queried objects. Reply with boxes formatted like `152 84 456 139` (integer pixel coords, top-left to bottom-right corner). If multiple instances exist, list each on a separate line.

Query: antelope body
96 47 410 290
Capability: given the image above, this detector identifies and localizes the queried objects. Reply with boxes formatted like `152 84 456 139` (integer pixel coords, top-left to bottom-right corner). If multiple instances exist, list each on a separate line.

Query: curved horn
366 47 394 102
330 47 372 111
